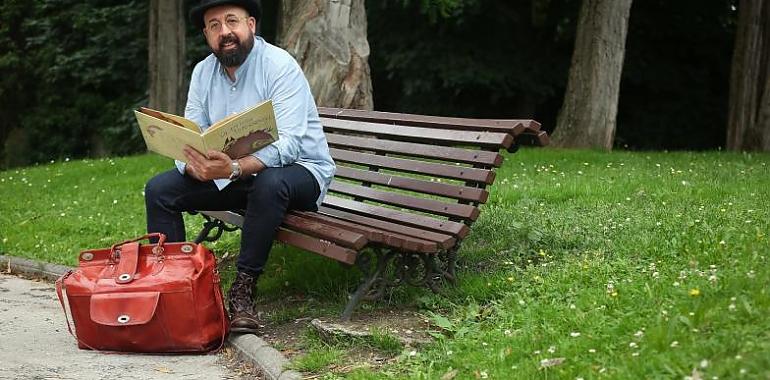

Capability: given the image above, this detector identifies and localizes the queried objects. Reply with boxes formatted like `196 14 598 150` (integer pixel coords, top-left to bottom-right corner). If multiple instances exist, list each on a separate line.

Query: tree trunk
148 0 186 114
727 0 770 151
552 0 633 150
277 0 373 110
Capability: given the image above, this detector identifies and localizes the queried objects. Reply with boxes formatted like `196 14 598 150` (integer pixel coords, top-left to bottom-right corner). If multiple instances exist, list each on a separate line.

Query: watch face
230 161 242 180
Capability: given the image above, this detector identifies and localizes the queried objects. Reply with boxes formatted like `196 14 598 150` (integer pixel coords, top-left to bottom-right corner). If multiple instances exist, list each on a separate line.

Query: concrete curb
1 255 73 282
0 254 301 380
229 334 301 380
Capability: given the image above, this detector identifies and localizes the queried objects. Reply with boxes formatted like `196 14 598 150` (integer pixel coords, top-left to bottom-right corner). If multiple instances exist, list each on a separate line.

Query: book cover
134 100 279 162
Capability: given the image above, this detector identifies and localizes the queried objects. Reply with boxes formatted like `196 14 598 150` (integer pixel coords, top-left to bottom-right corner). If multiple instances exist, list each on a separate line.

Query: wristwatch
228 159 242 180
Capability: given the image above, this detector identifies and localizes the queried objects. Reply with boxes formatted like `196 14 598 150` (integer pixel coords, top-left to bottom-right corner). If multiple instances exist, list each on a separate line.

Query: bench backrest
317 107 547 245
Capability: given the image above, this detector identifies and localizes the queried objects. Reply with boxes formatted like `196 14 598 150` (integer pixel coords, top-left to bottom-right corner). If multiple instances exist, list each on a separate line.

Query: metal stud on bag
117 315 130 324
181 244 194 253
81 252 94 261
118 274 132 281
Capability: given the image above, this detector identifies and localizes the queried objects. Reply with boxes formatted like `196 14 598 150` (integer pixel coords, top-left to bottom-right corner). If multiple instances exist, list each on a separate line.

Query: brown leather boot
227 272 260 334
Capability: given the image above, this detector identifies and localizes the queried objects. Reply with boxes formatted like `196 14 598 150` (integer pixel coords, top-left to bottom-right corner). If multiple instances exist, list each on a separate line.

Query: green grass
1 149 769 379
290 329 347 373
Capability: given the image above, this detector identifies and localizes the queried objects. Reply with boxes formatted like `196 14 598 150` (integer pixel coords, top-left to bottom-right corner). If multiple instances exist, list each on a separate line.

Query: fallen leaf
154 367 174 374
691 367 702 380
540 357 566 368
441 368 458 380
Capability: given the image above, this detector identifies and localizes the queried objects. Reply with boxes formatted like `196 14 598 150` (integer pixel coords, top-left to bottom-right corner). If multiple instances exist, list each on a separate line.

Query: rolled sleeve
253 61 309 168
252 144 281 167
174 159 186 175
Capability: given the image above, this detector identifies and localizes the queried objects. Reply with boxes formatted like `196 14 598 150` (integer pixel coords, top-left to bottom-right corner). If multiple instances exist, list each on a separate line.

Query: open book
134 100 278 162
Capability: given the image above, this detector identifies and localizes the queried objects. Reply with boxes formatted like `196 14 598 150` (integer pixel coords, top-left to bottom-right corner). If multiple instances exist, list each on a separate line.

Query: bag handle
109 233 167 283
110 232 166 253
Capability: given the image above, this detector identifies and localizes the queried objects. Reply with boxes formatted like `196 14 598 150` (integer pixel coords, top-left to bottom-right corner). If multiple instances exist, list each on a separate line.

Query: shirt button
231 86 236 92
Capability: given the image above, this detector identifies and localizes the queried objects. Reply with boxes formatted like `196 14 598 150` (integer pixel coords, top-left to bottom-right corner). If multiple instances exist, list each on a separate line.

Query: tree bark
277 0 373 110
148 0 186 114
727 0 770 151
552 0 633 150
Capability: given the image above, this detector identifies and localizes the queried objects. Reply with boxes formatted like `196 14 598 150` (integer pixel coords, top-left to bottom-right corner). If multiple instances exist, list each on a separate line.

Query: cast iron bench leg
192 213 239 244
341 249 394 321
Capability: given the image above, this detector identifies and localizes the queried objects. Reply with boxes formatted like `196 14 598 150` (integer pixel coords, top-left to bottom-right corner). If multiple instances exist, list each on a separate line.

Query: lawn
1 149 768 379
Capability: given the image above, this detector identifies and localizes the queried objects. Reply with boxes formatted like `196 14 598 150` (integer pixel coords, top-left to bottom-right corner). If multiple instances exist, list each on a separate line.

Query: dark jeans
144 164 320 277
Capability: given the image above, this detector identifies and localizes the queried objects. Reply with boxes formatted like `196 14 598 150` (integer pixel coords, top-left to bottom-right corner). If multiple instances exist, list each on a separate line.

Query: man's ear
248 17 257 35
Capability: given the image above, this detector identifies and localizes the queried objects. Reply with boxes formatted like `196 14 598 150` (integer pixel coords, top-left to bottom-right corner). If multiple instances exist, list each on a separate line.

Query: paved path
0 274 239 380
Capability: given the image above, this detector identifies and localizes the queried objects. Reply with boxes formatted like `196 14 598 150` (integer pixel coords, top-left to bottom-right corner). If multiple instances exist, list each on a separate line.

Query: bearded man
144 0 335 334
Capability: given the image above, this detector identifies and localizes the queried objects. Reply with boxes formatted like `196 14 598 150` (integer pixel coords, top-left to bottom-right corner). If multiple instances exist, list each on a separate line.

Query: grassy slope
1 149 768 379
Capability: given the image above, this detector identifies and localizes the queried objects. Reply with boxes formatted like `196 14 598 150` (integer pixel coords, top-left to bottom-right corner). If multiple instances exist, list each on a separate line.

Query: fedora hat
190 0 261 30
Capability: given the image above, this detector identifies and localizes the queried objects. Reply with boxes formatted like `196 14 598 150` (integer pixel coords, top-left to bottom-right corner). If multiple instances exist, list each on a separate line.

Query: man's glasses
206 16 248 33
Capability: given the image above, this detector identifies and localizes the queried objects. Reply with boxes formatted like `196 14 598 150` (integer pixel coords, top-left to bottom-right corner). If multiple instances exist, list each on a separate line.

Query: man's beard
213 33 253 68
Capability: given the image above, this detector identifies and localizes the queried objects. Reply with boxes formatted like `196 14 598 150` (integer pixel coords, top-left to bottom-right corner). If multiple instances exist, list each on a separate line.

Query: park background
1 1 769 379
1 0 768 167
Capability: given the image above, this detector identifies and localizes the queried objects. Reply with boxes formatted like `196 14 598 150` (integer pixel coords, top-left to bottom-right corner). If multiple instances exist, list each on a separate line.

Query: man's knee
145 170 181 207
249 168 290 201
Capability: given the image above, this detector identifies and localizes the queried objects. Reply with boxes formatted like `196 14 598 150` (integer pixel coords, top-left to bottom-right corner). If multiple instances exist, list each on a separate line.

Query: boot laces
229 273 255 313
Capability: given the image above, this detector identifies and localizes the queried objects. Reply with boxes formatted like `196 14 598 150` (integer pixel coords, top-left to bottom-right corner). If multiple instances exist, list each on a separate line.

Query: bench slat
197 211 359 264
275 229 358 265
199 211 367 250
319 107 542 137
335 166 488 203
314 207 456 249
291 211 440 253
330 148 495 185
516 130 550 146
329 181 480 221
322 195 470 238
283 214 367 250
326 133 502 167
199 210 244 226
322 118 513 149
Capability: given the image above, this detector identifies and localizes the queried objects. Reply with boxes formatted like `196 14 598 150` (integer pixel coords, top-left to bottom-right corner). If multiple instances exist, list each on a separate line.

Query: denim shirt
176 36 335 206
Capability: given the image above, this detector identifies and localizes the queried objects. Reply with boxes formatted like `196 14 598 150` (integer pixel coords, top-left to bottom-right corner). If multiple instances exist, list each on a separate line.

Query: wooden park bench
193 107 548 320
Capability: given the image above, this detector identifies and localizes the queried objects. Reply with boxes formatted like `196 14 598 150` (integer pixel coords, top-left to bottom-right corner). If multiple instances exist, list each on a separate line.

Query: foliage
618 0 738 150
0 0 744 165
0 0 216 169
0 0 150 168
366 0 738 150
366 0 579 123
2 149 768 378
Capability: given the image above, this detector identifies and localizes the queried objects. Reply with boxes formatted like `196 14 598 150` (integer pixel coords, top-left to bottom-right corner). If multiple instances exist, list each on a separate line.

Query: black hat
189 0 261 30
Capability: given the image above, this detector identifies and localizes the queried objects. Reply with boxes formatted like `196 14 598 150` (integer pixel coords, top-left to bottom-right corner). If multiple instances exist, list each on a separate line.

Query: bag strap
55 271 100 351
211 272 230 352
111 233 166 284
54 271 76 338
113 242 140 284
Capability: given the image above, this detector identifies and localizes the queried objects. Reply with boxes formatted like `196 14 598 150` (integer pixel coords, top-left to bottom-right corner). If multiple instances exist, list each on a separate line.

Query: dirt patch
255 299 434 366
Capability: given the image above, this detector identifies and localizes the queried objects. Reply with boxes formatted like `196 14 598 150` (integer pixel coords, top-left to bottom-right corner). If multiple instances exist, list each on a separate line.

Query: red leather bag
55 233 229 353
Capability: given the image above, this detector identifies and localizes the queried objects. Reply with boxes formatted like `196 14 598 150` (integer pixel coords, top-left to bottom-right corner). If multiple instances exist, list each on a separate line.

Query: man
144 0 335 334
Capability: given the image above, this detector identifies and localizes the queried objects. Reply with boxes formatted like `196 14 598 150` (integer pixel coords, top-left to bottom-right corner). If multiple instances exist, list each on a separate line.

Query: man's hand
183 146 232 181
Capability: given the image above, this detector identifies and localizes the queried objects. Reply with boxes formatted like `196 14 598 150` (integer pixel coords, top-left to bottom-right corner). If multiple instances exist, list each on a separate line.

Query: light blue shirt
176 36 335 206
